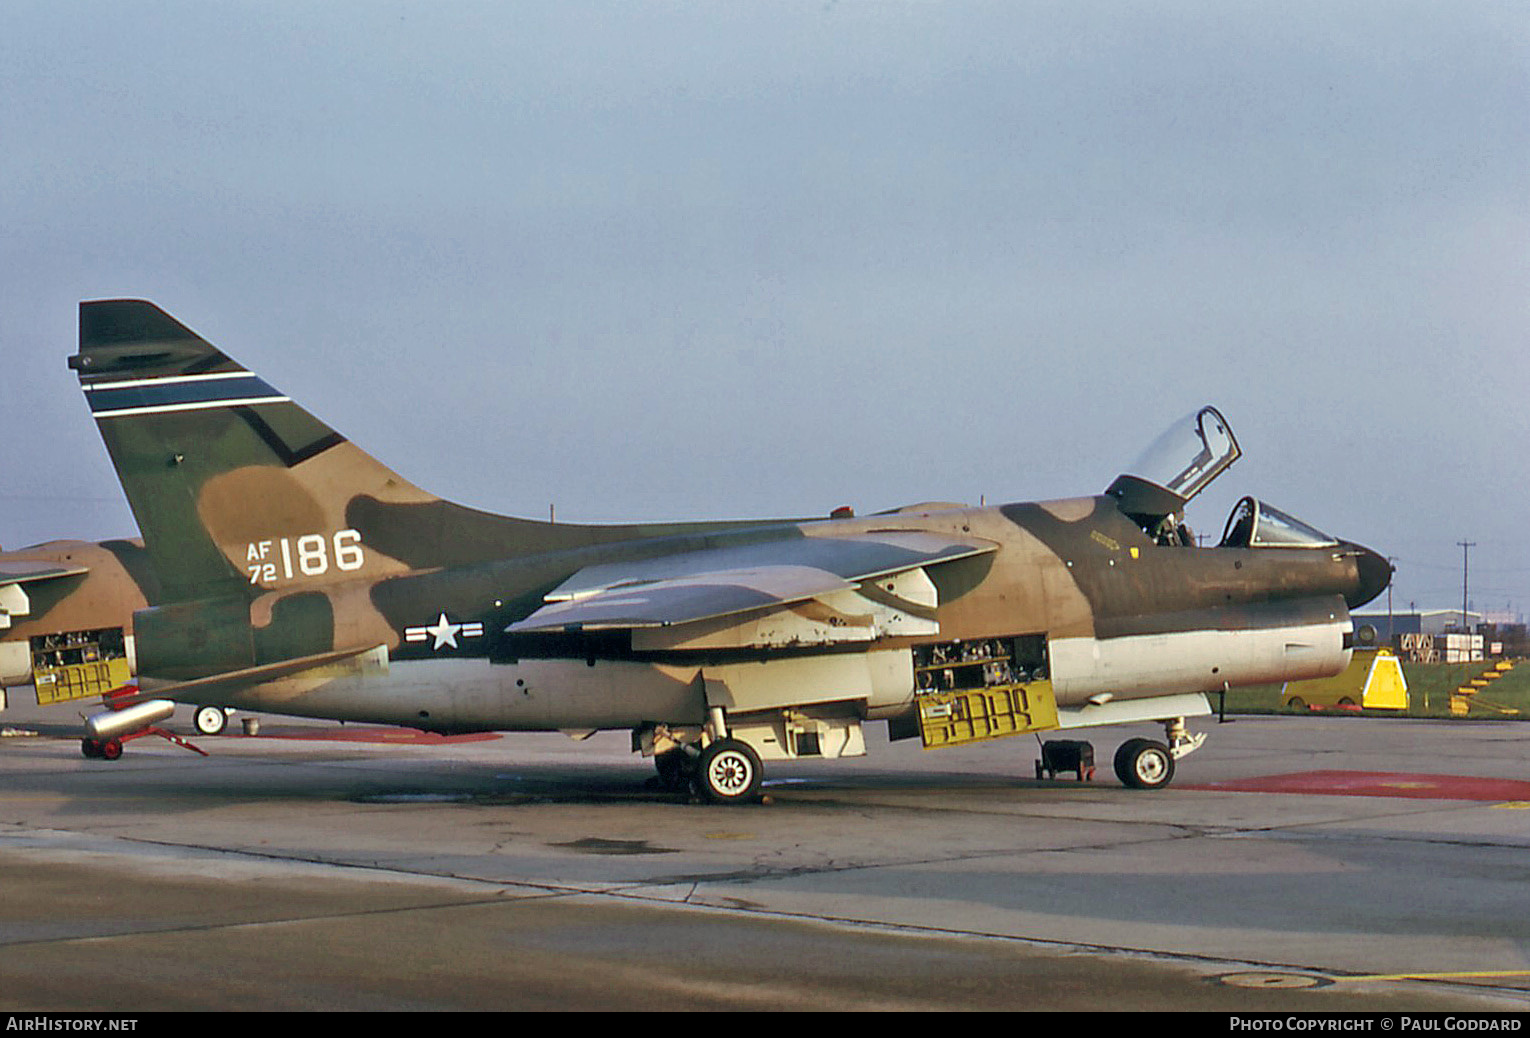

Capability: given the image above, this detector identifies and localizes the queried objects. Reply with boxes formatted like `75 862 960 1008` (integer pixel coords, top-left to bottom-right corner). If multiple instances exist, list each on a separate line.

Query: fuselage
134 494 1386 734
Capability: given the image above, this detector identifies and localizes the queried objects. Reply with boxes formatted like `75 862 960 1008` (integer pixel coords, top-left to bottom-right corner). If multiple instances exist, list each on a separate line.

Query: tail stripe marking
83 372 258 392
85 372 288 418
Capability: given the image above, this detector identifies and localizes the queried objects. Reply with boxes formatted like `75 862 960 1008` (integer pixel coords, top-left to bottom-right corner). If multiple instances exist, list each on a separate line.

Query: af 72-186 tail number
246 530 365 584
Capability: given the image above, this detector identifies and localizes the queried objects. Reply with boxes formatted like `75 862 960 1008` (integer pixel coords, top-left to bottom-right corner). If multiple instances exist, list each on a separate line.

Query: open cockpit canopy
1106 406 1241 539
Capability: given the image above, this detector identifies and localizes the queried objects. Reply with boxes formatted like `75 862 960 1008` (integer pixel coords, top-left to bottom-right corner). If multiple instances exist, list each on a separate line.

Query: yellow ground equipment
1282 648 1409 712
1450 659 1518 717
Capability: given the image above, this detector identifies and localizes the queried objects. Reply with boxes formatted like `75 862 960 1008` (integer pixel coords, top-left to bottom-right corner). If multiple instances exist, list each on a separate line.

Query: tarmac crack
632 823 1209 889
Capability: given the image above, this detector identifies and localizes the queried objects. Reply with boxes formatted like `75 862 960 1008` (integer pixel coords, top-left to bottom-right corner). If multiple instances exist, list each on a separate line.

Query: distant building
1478 622 1528 658
1353 610 1526 659
1353 610 1481 641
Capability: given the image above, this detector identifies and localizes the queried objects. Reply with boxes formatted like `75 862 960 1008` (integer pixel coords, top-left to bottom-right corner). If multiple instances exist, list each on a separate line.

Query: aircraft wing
0 561 90 630
507 531 996 637
0 560 90 587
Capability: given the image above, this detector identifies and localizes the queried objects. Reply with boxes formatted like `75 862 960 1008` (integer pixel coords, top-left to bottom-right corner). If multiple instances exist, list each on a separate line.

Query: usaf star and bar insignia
404 613 486 651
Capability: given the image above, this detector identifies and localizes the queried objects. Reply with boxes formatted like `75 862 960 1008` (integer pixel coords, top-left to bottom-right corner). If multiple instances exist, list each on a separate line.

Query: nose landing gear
1113 717 1204 790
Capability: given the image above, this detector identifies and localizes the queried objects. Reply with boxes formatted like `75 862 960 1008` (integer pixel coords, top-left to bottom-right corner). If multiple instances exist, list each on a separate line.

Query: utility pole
1458 541 1475 631
1386 556 1397 642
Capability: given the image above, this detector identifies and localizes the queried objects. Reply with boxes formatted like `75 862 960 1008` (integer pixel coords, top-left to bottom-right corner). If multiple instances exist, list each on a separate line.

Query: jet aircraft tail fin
69 300 610 602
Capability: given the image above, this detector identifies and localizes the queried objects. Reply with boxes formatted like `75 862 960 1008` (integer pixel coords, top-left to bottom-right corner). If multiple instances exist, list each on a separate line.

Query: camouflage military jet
1 537 153 709
0 535 238 736
69 300 1391 800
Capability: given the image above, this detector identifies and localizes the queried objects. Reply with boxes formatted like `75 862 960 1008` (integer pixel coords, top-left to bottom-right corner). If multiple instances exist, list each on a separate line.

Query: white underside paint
187 656 709 733
701 649 912 715
1056 692 1213 730
196 649 916 736
141 610 1348 738
729 711 868 761
1048 620 1351 706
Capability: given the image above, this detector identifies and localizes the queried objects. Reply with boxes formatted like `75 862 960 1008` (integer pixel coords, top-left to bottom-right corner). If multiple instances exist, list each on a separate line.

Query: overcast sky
2 1 1526 618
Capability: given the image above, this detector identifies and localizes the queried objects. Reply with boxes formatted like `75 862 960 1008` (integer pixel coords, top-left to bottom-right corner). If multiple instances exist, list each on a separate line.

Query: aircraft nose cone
1344 542 1393 609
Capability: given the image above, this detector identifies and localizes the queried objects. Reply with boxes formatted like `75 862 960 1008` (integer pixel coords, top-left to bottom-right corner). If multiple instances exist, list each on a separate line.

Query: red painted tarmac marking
241 728 501 745
1183 770 1530 802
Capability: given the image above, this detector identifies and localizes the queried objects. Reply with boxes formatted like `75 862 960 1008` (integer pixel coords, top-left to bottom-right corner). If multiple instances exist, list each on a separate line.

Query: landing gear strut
643 708 768 805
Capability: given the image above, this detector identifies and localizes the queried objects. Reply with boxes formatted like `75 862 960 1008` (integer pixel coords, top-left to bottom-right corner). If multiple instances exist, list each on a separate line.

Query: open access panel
913 635 1060 748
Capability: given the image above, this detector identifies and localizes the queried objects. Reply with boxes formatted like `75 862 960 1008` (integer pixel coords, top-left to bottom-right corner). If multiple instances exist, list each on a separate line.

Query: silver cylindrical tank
86 700 176 739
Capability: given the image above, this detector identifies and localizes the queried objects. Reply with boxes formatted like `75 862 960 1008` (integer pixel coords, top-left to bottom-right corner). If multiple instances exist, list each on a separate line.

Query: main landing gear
646 708 769 806
652 738 765 804
695 739 763 804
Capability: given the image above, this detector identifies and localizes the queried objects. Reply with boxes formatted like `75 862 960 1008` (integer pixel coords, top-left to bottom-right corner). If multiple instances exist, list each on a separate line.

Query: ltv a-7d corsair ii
1 537 155 711
70 301 1391 800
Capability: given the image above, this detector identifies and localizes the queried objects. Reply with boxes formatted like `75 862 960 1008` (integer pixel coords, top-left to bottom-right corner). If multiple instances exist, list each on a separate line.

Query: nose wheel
1113 738 1175 790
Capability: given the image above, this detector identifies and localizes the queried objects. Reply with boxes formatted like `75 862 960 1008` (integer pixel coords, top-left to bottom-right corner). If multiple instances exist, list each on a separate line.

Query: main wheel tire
81 738 103 759
100 738 124 762
1114 738 1175 790
694 739 763 805
194 705 229 736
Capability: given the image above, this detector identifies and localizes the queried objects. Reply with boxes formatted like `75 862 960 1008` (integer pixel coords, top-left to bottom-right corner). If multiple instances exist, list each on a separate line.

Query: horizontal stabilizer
124 644 387 706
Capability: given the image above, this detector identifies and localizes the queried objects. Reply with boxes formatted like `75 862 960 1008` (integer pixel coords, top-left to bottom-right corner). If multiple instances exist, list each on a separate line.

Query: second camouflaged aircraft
0 537 154 710
70 301 1391 801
